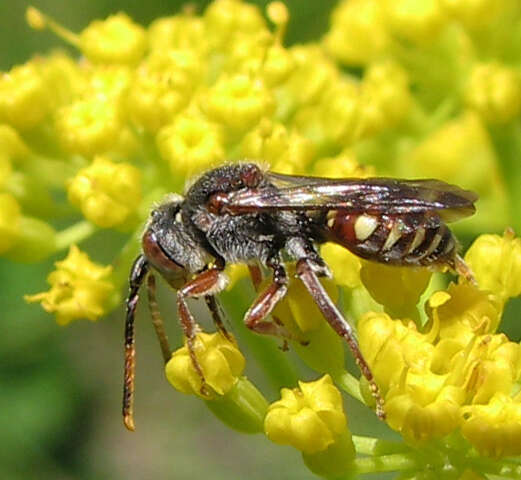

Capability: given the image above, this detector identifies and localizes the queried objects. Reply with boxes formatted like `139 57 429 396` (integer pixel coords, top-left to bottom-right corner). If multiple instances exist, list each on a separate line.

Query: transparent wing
218 172 478 222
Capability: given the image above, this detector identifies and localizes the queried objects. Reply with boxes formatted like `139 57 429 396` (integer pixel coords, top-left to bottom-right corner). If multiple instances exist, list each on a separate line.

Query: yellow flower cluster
358 232 521 456
4 0 521 476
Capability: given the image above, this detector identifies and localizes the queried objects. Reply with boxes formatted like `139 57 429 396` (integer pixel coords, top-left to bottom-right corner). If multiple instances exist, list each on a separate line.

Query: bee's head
142 195 204 288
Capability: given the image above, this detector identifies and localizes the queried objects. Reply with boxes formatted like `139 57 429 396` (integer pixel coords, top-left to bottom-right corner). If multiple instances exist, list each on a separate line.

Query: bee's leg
204 295 232 341
146 274 171 363
453 254 476 285
177 268 228 396
123 255 149 432
296 257 386 420
243 257 295 342
248 264 263 292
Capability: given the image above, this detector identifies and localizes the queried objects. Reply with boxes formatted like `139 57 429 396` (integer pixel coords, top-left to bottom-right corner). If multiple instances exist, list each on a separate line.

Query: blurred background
1 1 521 479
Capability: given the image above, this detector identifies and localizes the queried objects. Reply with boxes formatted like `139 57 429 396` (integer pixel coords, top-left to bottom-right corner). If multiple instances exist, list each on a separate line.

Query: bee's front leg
177 267 228 396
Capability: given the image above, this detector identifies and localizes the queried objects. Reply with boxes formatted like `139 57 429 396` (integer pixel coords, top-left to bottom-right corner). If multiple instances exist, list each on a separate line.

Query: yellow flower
385 370 465 442
157 114 225 176
383 0 447 43
323 0 389 66
317 79 360 146
356 60 412 138
440 0 507 28
320 243 362 289
0 63 51 130
358 312 435 395
264 375 350 454
38 52 86 107
465 62 521 124
165 332 245 398
67 156 142 228
240 119 313 173
457 334 521 404
25 245 116 325
203 73 274 132
284 46 338 107
464 230 521 303
425 282 503 344
148 15 207 53
360 261 432 317
0 192 22 254
55 98 122 157
126 49 203 132
313 150 375 179
262 45 295 87
204 0 266 50
80 13 146 64
461 393 521 458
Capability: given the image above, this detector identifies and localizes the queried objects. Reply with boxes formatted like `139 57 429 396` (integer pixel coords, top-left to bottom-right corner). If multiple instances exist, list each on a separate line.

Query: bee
123 162 477 430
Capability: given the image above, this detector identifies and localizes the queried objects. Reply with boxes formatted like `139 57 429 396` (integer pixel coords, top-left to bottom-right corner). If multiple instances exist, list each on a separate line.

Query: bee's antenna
123 255 149 432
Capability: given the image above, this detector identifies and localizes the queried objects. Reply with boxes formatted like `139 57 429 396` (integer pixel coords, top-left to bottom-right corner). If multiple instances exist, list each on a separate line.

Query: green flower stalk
2 0 521 478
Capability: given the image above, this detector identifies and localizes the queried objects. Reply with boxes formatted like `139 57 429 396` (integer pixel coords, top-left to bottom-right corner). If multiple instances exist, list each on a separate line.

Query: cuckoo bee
123 162 477 429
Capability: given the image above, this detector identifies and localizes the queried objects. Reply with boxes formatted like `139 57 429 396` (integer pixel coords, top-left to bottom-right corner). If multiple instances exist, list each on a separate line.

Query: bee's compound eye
142 230 185 276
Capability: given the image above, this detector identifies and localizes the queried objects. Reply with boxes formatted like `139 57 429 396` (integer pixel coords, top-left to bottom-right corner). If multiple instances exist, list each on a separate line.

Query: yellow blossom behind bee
25 245 116 325
67 156 142 228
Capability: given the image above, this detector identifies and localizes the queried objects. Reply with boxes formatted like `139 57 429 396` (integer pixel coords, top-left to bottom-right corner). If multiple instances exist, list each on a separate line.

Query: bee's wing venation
221 174 478 222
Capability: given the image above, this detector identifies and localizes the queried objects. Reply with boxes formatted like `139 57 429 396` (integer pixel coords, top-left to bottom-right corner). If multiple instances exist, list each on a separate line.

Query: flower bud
313 150 375 180
165 332 245 399
25 245 116 325
148 15 206 53
320 244 361 289
240 119 313 173
440 0 507 29
0 63 51 130
203 73 274 132
126 49 203 132
383 0 447 43
55 98 122 157
358 312 434 395
357 60 412 137
361 261 431 318
461 393 521 458
68 156 141 228
273 271 345 374
204 0 266 50
157 114 224 176
80 13 146 64
264 375 351 454
323 0 389 66
465 62 521 124
465 230 521 303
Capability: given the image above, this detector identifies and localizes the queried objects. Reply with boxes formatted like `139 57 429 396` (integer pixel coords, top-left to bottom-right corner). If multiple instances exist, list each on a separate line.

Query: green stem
351 453 419 475
474 459 521 479
332 370 364 403
55 221 96 251
352 435 410 456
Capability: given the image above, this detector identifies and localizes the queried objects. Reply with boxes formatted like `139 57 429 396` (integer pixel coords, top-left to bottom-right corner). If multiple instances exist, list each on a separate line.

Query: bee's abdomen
326 211 457 267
